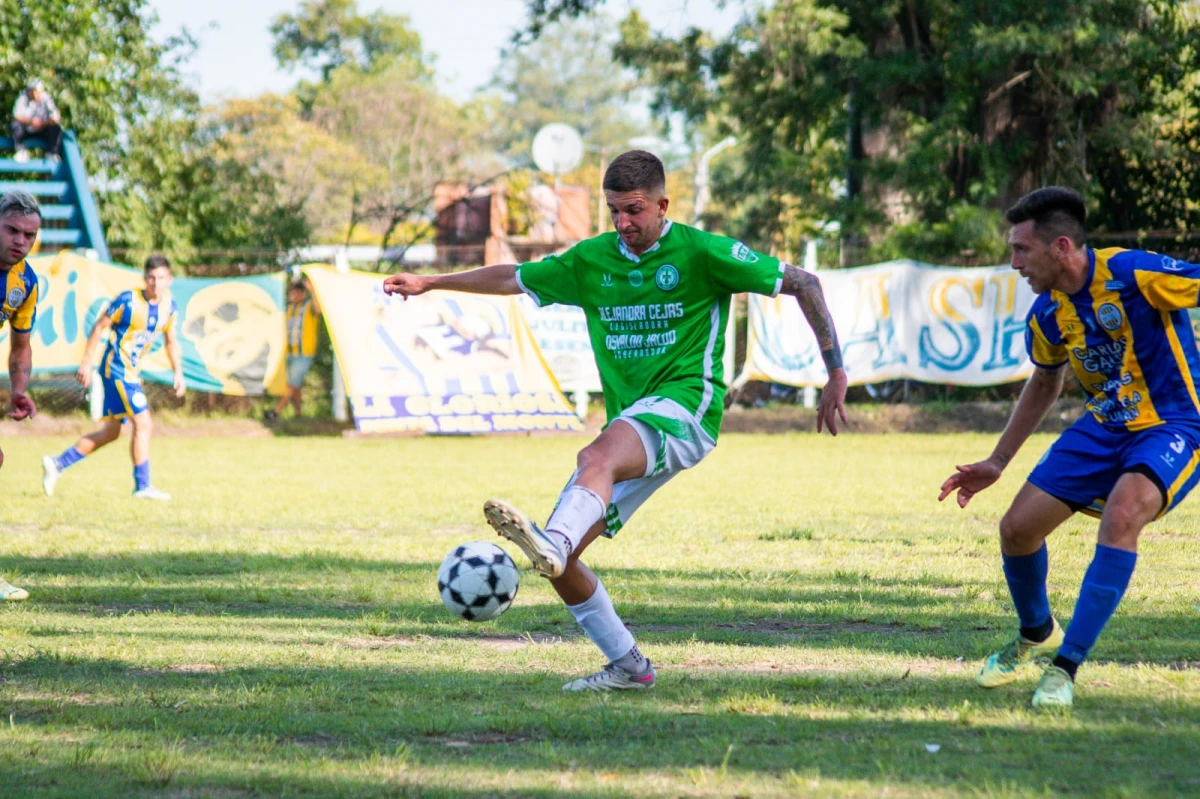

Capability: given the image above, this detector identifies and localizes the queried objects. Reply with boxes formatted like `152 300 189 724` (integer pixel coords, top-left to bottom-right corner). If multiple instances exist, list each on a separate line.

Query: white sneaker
483 498 566 578
13 149 30 164
562 661 656 692
41 455 60 496
0 578 29 602
133 486 171 501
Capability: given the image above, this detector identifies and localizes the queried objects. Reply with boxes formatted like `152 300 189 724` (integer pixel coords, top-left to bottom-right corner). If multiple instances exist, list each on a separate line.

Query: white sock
545 485 606 554
566 578 636 664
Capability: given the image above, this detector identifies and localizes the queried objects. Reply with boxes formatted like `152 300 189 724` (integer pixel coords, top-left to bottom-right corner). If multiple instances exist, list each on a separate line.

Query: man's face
1009 220 1067 294
606 188 669 254
144 266 173 299
0 213 40 267
288 287 306 305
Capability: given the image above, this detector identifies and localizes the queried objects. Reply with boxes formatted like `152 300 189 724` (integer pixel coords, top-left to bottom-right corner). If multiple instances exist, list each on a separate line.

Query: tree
525 1 1200 261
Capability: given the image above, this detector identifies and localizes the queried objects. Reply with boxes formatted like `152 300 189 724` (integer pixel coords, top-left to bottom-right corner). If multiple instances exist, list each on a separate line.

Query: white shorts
566 396 716 537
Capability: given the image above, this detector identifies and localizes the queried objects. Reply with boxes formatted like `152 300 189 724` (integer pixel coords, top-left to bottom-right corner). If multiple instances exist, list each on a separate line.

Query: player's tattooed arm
7 331 36 420
779 263 848 435
780 264 843 372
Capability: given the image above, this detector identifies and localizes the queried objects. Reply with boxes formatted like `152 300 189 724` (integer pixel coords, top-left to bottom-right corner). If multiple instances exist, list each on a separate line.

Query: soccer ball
437 541 520 622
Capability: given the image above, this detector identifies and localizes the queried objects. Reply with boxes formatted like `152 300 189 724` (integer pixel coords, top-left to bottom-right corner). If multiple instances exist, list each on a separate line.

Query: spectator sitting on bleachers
11 79 63 164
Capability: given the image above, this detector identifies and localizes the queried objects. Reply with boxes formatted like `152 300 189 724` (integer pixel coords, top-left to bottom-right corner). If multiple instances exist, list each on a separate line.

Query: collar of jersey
617 219 673 263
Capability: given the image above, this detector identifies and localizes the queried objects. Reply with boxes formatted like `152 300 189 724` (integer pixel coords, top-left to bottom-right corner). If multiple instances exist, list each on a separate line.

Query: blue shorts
1029 414 1200 519
100 376 149 422
286 355 314 389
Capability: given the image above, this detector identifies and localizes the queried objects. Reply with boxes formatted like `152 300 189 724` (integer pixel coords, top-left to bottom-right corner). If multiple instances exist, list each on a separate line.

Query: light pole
692 136 737 230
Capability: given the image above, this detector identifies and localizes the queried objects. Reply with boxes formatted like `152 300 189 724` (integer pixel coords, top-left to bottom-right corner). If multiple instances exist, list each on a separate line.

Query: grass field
1 430 1198 797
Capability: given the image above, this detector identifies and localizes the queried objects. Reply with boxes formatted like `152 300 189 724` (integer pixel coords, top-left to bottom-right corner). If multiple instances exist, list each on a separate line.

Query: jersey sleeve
1114 250 1200 311
9 279 38 333
106 291 131 324
706 235 785 296
515 248 581 307
1025 299 1068 368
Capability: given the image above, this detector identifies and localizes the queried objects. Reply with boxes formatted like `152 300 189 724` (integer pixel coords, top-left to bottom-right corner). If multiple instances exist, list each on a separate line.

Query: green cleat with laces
1032 664 1074 709
976 618 1064 688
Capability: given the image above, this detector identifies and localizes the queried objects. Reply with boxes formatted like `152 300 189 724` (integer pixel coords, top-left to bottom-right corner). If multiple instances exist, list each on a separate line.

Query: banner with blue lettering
304 265 584 435
739 260 1035 386
0 252 287 395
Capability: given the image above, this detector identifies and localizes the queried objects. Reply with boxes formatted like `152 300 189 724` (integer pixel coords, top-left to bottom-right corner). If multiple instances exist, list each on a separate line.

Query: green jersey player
383 150 848 691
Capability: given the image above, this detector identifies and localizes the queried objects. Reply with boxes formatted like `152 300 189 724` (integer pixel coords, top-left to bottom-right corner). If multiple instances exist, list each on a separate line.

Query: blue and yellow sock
1055 544 1138 678
55 446 85 471
133 461 151 492
1002 543 1053 641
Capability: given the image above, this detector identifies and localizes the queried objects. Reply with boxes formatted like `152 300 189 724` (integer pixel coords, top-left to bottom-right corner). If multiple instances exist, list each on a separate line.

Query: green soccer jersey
516 221 784 441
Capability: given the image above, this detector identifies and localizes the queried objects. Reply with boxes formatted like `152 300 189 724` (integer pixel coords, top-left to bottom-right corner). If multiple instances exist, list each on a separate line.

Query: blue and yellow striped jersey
1026 247 1200 432
0 259 39 333
286 298 319 357
101 289 178 384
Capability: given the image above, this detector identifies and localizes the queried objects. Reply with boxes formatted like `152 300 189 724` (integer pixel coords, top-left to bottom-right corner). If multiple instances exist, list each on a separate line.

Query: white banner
519 296 603 393
740 260 1035 387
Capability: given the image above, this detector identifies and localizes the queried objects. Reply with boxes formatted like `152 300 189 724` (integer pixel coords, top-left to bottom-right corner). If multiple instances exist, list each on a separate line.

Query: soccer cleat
1032 664 1074 709
976 618 1065 688
41 455 61 496
0 579 29 602
133 486 171 501
483 498 566 579
562 661 656 692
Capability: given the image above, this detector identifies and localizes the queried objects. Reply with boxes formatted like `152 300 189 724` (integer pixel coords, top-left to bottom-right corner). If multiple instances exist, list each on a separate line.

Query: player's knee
1103 500 1150 538
132 415 153 436
998 510 1032 550
575 444 610 475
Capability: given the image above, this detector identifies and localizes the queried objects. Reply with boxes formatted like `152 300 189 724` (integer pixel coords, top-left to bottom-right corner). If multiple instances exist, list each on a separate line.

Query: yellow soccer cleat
976 618 1064 688
1032 664 1074 710
0 578 29 602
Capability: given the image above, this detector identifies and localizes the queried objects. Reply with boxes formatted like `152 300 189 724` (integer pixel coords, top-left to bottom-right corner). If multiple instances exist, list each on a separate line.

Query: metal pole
332 354 348 422
693 136 737 230
596 146 606 235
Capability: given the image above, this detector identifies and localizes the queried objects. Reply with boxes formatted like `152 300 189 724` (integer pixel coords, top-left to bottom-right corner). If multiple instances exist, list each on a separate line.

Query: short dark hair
287 281 307 294
144 254 171 273
1005 187 1086 246
603 150 666 194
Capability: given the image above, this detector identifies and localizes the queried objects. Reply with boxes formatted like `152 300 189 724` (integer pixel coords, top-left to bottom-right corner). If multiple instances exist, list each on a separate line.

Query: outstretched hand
816 368 849 435
382 273 430 300
938 459 1003 508
9 393 36 421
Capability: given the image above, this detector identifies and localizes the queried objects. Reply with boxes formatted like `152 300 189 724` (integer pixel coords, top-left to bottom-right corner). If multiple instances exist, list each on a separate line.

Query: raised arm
382 264 521 299
939 364 1066 507
779 264 848 435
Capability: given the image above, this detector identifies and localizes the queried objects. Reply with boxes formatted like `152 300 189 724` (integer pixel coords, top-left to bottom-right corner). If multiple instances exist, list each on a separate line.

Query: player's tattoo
781 264 843 371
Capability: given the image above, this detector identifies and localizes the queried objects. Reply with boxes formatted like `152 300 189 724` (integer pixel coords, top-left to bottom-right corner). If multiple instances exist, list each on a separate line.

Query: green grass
1 431 1198 797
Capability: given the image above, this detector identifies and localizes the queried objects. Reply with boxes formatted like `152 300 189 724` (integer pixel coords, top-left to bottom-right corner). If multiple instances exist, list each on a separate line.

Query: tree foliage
526 0 1200 261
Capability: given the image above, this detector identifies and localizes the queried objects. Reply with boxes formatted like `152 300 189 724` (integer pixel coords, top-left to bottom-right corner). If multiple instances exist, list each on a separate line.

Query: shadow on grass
5 552 1200 663
1 655 1199 797
264 416 355 437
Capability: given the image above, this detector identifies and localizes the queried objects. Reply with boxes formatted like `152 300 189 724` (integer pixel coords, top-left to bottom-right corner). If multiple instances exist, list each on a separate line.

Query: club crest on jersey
628 269 644 288
1162 255 1184 272
1097 303 1124 331
731 242 758 263
6 287 24 308
655 264 680 291
602 273 613 288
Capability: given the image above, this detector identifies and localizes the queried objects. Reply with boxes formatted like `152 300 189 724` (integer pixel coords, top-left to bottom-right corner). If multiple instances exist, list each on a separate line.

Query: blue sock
1002 543 1051 634
133 461 151 491
55 446 85 471
1058 544 1138 665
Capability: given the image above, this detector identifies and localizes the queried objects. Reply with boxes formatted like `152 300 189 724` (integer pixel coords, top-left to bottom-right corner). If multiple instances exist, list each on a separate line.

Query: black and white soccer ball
437 541 520 622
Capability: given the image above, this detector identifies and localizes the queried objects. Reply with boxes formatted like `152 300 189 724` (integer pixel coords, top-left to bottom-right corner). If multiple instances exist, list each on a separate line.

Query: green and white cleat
977 618 1064 688
0 578 29 602
1032 664 1074 710
482 498 566 578
562 661 656 692
41 455 61 496
133 486 171 501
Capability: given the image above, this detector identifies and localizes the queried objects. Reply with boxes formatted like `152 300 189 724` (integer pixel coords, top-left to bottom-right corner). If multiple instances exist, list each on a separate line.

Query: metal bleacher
0 130 109 261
